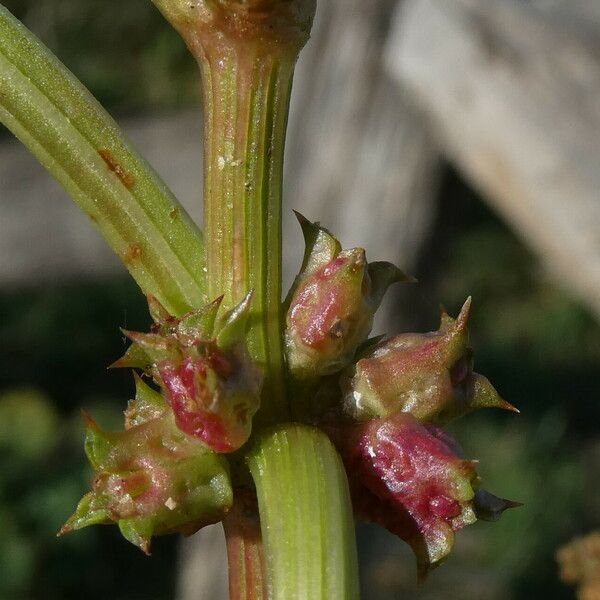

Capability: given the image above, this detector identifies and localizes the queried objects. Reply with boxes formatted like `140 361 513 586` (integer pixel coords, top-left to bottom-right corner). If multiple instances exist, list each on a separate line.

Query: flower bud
329 413 517 578
59 376 233 553
114 293 262 453
342 298 517 425
285 212 411 381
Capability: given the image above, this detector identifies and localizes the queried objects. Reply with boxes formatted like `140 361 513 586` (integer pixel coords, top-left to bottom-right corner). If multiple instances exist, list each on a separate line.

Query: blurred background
1 0 599 598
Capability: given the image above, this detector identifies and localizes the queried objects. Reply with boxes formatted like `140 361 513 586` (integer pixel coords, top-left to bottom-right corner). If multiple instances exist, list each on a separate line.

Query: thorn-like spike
178 295 224 339
121 329 170 350
119 329 177 364
368 261 415 308
442 298 472 361
216 290 254 348
292 209 316 238
293 210 341 275
474 489 523 522
108 343 151 370
455 297 472 333
119 518 154 555
471 374 519 414
146 295 172 325
58 492 111 536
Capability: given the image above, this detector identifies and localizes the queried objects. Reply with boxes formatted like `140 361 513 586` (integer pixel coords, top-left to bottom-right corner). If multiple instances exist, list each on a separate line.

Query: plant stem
0 4 206 316
150 5 362 600
223 492 266 600
200 42 294 423
247 425 360 600
151 0 315 422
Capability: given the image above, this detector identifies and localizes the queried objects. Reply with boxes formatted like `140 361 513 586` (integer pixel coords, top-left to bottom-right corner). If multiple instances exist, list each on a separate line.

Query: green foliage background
0 1 598 598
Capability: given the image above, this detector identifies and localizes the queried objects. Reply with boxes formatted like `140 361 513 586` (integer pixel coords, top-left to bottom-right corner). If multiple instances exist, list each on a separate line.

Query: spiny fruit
285 212 412 381
114 293 262 453
329 412 518 578
342 298 517 425
59 376 233 553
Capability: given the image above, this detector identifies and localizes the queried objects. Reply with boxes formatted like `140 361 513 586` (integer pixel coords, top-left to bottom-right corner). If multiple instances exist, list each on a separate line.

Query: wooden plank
286 0 440 291
387 0 600 318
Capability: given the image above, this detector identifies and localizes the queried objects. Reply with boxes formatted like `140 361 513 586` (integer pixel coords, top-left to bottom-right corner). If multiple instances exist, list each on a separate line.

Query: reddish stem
223 492 267 600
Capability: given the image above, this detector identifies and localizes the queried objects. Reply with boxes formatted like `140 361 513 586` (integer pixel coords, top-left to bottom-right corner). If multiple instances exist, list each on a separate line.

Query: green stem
0 4 206 316
247 425 360 600
151 0 315 423
199 44 294 423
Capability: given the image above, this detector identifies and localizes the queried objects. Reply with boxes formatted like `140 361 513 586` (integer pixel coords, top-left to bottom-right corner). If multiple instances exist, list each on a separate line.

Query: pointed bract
293 210 341 276
367 261 415 307
177 296 223 340
216 291 254 349
473 489 522 522
121 330 180 364
109 342 152 370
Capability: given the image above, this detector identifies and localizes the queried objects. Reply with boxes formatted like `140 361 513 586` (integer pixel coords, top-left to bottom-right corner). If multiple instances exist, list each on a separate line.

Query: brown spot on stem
123 243 142 264
98 148 136 189
169 207 180 220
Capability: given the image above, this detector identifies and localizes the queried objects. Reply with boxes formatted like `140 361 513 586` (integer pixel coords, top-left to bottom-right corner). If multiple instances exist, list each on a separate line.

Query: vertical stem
247 425 360 600
149 0 316 424
198 40 295 423
149 5 362 600
223 492 267 600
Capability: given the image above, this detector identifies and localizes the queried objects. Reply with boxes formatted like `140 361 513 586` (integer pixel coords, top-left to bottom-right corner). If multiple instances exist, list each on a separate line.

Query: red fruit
114 294 262 453
331 413 488 577
285 213 411 381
